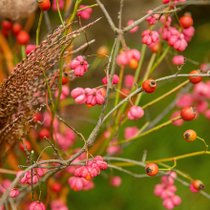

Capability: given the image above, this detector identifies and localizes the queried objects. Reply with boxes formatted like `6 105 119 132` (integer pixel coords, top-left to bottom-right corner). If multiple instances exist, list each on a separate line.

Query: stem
142 80 189 109
147 150 210 163
150 45 170 73
36 11 43 46
118 116 181 145
135 53 157 105
197 136 209 152
21 46 26 59
56 0 65 25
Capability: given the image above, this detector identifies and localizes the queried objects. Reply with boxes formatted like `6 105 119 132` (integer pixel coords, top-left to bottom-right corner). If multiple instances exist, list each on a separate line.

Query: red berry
183 129 197 142
19 140 32 152
39 128 50 139
38 0 51 11
179 14 193 29
145 163 159 176
33 112 43 123
51 182 62 193
189 70 202 84
150 42 161 53
142 79 157 93
1 20 12 31
16 30 30 45
180 107 197 121
12 23 22 36
192 180 205 191
62 76 69 85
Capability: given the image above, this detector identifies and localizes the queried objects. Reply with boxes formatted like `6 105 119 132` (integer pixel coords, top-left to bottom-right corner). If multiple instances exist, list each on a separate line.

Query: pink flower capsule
68 177 89 191
29 201 46 210
25 44 36 55
51 200 68 210
52 0 64 11
127 20 139 33
71 87 86 104
74 166 92 180
106 143 121 155
9 188 20 198
163 198 175 210
142 30 159 46
93 156 108 170
146 10 160 25
171 195 182 206
70 56 88 77
154 184 164 197
102 74 119 85
95 89 105 105
168 32 188 52
160 15 172 27
124 74 134 89
182 26 195 42
77 5 93 20
116 51 129 66
127 106 144 120
124 126 139 139
172 55 185 65
176 93 193 108
55 85 70 100
110 176 122 187
196 101 208 113
170 111 184 126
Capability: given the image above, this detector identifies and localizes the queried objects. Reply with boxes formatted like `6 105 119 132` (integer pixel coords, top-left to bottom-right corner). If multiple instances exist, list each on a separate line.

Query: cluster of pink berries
19 168 45 185
68 156 108 191
69 55 89 77
29 201 46 210
172 77 210 126
116 49 141 69
154 171 182 210
71 87 105 106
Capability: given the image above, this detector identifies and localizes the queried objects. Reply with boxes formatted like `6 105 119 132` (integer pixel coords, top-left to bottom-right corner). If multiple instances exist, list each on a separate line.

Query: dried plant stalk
0 19 100 152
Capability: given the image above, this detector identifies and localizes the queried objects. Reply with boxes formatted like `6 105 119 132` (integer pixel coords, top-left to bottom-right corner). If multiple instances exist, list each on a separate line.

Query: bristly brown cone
0 19 100 155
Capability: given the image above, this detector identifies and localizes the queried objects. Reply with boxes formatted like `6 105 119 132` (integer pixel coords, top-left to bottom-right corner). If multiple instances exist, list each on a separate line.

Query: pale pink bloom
124 74 134 89
176 94 193 108
29 201 46 210
172 55 185 65
171 111 184 126
102 74 119 85
182 26 195 42
25 44 36 54
77 5 93 20
127 20 138 33
127 106 144 120
154 184 164 197
52 0 64 11
142 30 159 46
124 126 139 139
70 56 88 77
51 200 68 210
110 176 122 187
9 188 20 198
146 10 160 25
